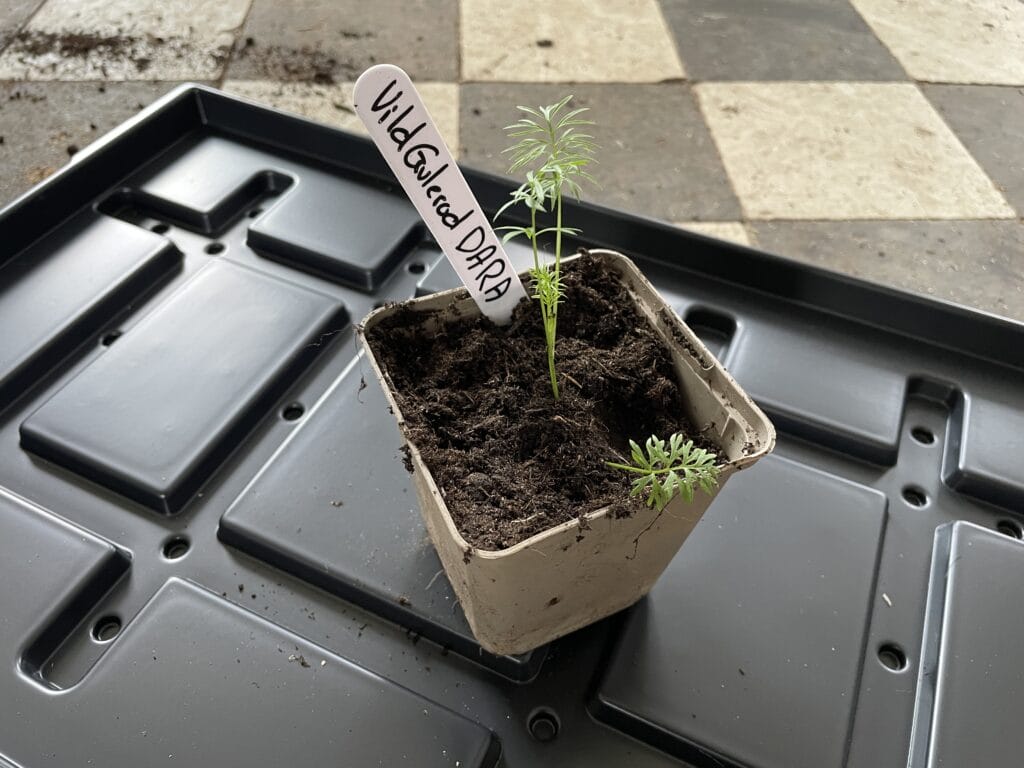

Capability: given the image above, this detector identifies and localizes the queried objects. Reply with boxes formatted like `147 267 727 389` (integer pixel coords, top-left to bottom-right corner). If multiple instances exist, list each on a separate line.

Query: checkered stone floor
1 0 1021 319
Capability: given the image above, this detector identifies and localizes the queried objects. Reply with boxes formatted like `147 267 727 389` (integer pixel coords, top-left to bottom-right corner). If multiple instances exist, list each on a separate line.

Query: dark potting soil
367 253 720 551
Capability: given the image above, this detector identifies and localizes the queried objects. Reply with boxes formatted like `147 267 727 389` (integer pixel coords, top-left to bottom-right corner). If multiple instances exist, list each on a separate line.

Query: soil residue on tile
6 31 229 73
13 31 137 58
23 165 55 184
232 39 361 84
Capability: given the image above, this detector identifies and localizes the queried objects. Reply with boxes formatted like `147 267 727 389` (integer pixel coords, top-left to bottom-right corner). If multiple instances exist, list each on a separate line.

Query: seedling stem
495 95 597 400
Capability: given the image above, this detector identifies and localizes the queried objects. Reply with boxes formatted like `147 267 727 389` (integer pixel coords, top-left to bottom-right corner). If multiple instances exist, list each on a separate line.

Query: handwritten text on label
354 65 526 323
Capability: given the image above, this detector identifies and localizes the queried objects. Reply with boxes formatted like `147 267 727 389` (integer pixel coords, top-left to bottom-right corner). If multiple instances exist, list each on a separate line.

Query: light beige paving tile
461 0 685 82
851 0 1024 85
0 0 250 80
222 81 460 155
673 221 752 247
697 82 1015 220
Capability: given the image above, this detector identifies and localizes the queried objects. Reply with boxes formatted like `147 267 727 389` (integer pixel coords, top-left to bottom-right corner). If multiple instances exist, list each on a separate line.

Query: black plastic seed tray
1 84 1023 768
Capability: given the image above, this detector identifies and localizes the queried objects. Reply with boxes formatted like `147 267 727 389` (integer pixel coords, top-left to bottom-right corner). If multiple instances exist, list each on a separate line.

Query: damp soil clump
368 253 720 551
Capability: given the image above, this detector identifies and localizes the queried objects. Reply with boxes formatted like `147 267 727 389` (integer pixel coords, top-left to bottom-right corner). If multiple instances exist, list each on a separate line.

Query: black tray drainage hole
407 261 426 275
162 535 190 560
282 402 305 421
527 707 560 743
150 222 170 234
878 643 907 672
205 242 225 255
101 330 122 346
902 486 928 507
911 426 935 445
92 616 121 643
248 207 263 218
997 519 1023 539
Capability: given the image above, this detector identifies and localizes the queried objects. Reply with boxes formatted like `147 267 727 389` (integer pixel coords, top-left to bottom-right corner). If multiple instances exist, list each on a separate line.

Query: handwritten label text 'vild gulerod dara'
369 81 513 301
354 64 525 323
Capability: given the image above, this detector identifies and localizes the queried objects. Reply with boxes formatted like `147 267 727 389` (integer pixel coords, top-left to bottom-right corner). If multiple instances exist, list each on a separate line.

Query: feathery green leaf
607 434 720 511
497 95 599 401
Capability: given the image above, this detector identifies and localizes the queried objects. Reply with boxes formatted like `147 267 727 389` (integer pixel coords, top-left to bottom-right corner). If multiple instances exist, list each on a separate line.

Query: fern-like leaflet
607 433 721 511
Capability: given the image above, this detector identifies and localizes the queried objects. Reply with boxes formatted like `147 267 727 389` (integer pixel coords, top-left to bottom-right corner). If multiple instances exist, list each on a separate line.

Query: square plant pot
358 249 775 656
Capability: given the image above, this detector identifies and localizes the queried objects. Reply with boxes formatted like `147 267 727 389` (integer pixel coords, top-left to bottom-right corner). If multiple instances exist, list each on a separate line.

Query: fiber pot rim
357 249 776 557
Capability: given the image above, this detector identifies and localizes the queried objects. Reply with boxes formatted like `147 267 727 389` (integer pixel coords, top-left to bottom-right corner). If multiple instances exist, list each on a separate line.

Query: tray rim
1 82 1022 373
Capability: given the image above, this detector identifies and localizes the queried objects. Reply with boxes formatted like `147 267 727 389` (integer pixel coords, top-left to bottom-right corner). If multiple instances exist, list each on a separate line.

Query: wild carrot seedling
494 100 716 511
495 95 597 400
607 433 720 511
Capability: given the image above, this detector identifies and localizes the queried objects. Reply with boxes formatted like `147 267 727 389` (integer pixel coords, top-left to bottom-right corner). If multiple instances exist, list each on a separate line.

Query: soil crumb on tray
368 253 719 551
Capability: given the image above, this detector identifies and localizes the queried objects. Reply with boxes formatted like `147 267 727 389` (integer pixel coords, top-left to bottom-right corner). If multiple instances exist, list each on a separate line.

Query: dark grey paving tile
0 81 188 206
227 0 457 82
923 85 1024 216
460 83 741 222
660 0 906 80
0 0 40 50
749 220 1024 322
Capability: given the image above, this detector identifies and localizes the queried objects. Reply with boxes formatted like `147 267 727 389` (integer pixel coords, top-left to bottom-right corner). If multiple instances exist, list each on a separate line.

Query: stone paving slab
923 84 1024 215
0 0 250 80
0 0 42 49
661 0 906 81
697 82 1015 220
460 82 741 222
0 80 184 203
851 0 1024 86
222 80 460 152
228 0 458 83
461 0 685 82
674 221 752 247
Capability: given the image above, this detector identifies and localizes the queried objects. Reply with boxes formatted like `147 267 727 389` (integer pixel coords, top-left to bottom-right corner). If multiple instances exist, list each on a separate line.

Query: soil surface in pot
367 253 720 551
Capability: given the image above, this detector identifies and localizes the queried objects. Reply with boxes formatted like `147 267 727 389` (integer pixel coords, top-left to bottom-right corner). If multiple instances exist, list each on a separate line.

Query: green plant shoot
495 95 597 400
607 433 720 511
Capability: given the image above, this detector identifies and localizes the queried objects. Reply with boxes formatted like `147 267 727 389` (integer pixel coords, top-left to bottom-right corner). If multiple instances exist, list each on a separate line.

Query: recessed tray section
944 395 1024 510
594 455 887 768
246 167 423 292
62 578 500 768
728 319 907 464
20 261 348 514
112 134 294 235
219 366 545 681
0 214 180 412
0 491 127 683
683 306 737 361
910 522 1024 768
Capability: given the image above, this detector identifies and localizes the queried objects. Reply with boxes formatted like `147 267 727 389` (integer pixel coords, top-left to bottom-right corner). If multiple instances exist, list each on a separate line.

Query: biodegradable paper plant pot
358 250 775 656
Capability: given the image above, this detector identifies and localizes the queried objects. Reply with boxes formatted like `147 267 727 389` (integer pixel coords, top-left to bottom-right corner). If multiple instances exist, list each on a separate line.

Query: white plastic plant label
354 64 527 325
